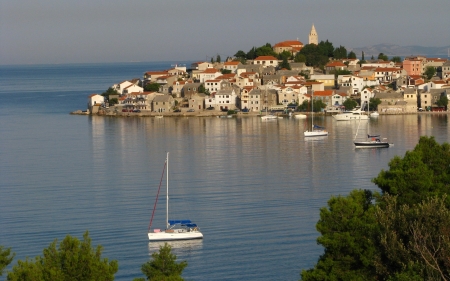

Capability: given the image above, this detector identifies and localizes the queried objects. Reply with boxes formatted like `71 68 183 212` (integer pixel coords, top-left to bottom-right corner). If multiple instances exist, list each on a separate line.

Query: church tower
309 24 318 45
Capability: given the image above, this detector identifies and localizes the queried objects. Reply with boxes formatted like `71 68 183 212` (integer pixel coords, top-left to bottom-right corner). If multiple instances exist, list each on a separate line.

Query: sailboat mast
166 152 169 229
311 90 314 130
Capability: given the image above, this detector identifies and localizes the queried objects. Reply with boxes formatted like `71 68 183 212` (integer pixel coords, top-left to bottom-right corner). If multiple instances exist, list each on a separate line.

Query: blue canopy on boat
168 220 192 225
313 124 325 129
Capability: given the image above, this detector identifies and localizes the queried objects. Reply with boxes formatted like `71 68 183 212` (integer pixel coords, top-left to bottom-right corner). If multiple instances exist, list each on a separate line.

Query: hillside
348 44 450 58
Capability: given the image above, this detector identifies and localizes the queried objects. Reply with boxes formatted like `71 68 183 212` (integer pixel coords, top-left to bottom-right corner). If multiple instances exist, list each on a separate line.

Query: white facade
205 89 237 110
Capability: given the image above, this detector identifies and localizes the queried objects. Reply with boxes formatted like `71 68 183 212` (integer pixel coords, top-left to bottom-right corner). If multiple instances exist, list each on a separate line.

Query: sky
1 0 449 65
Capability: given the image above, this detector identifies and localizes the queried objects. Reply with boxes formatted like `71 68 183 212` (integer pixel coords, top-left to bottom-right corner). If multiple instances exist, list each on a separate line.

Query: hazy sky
1 0 449 65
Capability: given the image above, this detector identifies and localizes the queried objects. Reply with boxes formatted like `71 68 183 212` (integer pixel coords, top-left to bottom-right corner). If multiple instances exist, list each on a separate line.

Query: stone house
252 56 279 68
188 93 206 111
402 88 418 112
152 94 175 113
205 89 237 111
182 83 202 99
223 61 242 73
324 61 347 74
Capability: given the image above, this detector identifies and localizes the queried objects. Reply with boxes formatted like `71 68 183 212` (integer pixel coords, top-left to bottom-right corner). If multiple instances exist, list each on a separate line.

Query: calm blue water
0 62 449 280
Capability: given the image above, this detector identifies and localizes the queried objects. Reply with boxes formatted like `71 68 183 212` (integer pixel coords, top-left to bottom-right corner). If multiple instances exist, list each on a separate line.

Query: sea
0 62 449 280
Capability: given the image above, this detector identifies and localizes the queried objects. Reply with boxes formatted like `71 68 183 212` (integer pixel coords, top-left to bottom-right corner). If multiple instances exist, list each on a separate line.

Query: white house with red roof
223 61 241 73
251 56 279 68
122 84 143 95
205 89 237 111
144 71 169 82
198 68 221 83
204 79 222 94
191 61 213 71
87 94 104 113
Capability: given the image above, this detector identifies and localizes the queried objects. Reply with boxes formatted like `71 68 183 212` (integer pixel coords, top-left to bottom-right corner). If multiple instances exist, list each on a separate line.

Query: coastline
70 109 449 117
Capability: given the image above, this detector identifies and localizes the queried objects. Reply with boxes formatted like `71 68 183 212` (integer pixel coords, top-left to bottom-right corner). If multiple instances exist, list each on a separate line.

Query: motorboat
333 107 368 121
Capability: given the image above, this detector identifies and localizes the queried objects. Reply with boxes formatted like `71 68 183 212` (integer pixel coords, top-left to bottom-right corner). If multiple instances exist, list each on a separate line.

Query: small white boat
333 107 368 121
148 153 203 241
155 115 163 119
294 114 307 119
261 114 277 121
370 112 379 117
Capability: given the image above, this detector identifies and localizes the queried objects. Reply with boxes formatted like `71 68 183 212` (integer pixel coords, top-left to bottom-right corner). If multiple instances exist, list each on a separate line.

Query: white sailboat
353 102 392 148
304 90 328 137
148 152 203 241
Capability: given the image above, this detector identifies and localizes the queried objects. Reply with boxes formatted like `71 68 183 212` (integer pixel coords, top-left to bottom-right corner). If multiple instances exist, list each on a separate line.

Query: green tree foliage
436 94 448 107
246 47 257 60
343 98 358 110
391 56 402 63
298 100 309 111
6 231 118 281
234 50 246 59
137 243 187 281
318 40 334 57
255 43 277 57
221 69 232 74
375 195 450 280
197 84 205 93
216 54 221 63
294 53 306 63
378 53 389 61
277 50 292 61
347 51 357 59
109 98 118 105
0 246 15 276
424 66 436 80
372 136 450 207
101 87 119 97
369 97 381 111
333 45 347 59
145 82 160 92
299 44 329 67
312 99 327 112
301 190 379 281
362 51 365 61
279 57 291 70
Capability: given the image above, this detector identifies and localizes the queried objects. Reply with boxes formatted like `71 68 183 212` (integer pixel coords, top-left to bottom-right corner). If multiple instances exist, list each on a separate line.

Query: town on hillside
85 25 450 116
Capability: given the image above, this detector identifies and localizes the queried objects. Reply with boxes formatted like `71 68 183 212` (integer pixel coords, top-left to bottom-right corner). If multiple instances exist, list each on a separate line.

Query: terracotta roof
326 61 346 67
202 68 220 73
224 61 240 65
313 90 334 96
254 56 278 61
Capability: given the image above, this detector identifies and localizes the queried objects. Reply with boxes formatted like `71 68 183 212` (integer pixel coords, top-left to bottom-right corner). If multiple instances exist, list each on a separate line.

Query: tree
375 195 450 280
333 45 347 59
301 189 379 281
279 57 291 70
298 100 309 112
137 243 187 281
221 68 232 74
101 87 119 97
216 54 221 63
424 66 436 80
255 43 277 57
0 246 15 276
436 94 448 108
372 136 450 207
343 98 358 110
145 82 160 92
378 53 389 61
348 51 357 59
197 84 205 93
312 99 326 112
362 51 365 61
277 50 292 61
369 97 381 111
293 53 306 63
234 50 246 59
391 56 402 63
7 231 118 281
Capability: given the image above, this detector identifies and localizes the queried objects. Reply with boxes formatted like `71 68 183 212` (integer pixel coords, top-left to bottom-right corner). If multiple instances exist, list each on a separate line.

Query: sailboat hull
353 141 390 148
304 131 328 137
148 231 203 241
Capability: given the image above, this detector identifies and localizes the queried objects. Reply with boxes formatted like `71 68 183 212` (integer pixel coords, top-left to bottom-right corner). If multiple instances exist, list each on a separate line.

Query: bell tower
309 24 318 45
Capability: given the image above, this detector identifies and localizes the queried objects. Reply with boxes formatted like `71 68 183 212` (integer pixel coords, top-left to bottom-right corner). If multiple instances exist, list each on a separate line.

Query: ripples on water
1 63 448 280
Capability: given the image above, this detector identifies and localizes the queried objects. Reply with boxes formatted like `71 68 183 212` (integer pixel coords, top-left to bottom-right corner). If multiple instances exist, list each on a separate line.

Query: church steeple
309 24 318 45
